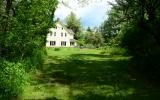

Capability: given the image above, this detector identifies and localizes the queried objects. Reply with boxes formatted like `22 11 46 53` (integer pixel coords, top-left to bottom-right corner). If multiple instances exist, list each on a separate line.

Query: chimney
56 18 60 22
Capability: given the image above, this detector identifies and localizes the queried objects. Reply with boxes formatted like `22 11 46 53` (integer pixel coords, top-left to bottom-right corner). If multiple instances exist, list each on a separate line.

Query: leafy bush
31 48 47 67
77 39 85 46
22 48 47 71
109 47 127 55
100 46 127 55
54 48 61 51
85 32 104 48
0 60 28 99
85 44 95 49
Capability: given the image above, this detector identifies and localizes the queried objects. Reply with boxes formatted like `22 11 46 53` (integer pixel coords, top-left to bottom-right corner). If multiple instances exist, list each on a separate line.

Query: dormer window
65 33 67 37
54 32 56 36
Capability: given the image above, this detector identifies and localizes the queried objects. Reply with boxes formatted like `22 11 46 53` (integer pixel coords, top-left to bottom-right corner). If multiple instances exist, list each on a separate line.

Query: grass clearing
23 48 160 100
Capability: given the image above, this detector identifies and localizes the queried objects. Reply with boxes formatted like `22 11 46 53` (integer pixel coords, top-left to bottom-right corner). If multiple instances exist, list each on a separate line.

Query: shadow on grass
70 53 114 58
72 91 160 100
42 55 130 85
36 53 160 100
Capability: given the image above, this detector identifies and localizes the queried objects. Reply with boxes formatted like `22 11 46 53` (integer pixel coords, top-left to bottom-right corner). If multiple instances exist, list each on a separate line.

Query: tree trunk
4 0 12 32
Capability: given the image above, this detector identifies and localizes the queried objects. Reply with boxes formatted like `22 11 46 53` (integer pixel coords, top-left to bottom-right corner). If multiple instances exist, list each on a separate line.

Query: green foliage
87 27 92 32
77 39 85 46
85 44 95 49
120 23 160 80
85 32 104 48
20 48 47 71
100 46 127 56
0 0 58 60
102 0 160 80
65 12 82 40
100 8 122 43
0 0 58 98
0 60 28 99
54 48 61 51
30 48 47 68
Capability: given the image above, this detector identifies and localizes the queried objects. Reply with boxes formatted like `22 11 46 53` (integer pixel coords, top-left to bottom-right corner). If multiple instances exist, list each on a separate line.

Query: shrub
32 48 46 65
54 48 61 51
23 48 47 71
109 47 127 55
0 60 28 99
85 44 95 49
77 39 85 46
100 46 127 55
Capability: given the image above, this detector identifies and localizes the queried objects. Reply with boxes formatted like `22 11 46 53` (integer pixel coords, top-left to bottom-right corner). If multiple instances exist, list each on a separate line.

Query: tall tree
87 27 92 32
0 0 58 98
100 8 123 43
85 31 104 48
65 12 81 40
111 0 160 80
0 0 58 60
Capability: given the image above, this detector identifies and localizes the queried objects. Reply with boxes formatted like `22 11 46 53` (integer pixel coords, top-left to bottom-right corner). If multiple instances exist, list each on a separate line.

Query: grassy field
23 48 160 100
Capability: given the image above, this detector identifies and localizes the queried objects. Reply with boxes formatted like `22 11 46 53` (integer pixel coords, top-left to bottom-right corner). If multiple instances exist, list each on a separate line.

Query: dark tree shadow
72 91 160 100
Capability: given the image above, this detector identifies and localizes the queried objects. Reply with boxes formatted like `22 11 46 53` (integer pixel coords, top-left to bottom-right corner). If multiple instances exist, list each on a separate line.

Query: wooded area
101 0 160 80
0 0 58 99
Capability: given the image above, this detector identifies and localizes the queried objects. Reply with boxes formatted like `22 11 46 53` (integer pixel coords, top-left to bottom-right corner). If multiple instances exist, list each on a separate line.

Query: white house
46 21 76 47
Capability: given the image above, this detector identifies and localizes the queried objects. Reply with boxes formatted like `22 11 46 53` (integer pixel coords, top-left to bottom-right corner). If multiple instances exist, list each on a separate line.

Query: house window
61 41 66 46
62 28 63 30
50 41 56 46
70 42 74 46
54 32 56 36
65 33 67 37
61 32 63 37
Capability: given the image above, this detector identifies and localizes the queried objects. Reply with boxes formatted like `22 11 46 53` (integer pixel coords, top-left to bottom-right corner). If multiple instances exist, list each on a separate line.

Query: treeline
65 12 104 48
0 0 58 99
100 0 160 81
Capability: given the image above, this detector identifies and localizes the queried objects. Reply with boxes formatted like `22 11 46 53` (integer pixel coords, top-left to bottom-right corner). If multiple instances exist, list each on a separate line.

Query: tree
0 0 58 60
0 0 58 98
100 8 122 43
85 31 104 48
65 12 81 40
87 27 92 32
111 0 160 80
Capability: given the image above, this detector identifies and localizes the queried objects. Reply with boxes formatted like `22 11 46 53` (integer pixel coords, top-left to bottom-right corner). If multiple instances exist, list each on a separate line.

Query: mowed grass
23 48 160 100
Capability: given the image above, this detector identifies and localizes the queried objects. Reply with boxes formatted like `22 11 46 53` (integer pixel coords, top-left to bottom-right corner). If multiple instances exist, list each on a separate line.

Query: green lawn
23 48 160 100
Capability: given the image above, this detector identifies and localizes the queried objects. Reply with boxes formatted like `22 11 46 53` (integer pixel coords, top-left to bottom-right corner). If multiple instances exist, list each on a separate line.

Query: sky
54 0 115 28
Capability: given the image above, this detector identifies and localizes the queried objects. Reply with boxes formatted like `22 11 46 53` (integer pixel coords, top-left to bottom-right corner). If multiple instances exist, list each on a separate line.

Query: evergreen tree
65 12 81 40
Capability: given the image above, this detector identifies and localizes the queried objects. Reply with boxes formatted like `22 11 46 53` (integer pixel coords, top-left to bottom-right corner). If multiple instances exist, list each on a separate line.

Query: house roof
55 21 75 35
